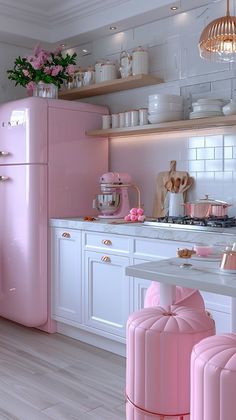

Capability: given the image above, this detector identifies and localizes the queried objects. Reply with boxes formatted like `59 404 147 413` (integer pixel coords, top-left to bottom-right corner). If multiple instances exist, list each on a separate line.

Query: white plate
189 111 223 119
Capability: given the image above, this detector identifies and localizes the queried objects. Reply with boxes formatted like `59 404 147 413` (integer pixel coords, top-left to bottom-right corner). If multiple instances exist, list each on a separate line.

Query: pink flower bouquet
7 44 77 90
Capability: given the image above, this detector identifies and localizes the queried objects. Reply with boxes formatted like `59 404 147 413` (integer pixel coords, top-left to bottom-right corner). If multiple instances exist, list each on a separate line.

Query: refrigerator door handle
0 175 10 181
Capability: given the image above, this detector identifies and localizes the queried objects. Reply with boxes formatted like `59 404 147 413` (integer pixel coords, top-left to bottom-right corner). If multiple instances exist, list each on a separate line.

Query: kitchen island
126 257 236 332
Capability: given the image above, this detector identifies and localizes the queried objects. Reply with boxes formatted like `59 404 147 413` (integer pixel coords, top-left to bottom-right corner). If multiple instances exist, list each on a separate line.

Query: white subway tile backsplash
188 148 197 160
224 135 236 147
189 160 205 172
188 137 204 148
205 160 223 172
205 135 223 147
215 172 233 181
196 172 214 180
214 148 223 159
197 147 214 160
224 159 236 171
224 147 233 159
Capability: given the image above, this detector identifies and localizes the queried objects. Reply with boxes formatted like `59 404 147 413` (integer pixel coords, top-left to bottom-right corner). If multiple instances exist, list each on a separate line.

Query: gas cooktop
144 216 236 231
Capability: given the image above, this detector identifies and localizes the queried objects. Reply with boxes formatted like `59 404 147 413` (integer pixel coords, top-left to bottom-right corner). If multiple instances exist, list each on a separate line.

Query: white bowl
148 111 183 124
148 94 184 104
189 111 223 119
148 102 184 112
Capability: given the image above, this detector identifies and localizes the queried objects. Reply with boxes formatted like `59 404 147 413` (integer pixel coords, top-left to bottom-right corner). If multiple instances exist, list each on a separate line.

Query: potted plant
7 44 77 98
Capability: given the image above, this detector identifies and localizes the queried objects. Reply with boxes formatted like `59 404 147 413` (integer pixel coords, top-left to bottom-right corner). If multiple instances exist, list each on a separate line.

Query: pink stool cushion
126 306 215 417
191 334 236 420
144 282 205 309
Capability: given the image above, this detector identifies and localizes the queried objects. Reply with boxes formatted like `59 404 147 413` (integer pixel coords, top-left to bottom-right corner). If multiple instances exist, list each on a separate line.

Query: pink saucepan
183 195 231 218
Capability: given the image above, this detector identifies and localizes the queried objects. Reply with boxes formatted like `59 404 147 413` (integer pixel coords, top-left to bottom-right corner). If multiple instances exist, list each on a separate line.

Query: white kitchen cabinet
51 228 82 324
84 250 131 338
132 238 190 311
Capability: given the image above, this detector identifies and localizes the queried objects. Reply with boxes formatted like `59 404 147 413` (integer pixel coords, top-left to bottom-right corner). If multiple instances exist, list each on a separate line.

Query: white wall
65 0 236 216
0 43 31 103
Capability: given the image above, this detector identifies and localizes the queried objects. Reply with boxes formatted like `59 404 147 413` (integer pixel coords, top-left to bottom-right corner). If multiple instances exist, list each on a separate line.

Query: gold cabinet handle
62 232 71 238
102 239 112 246
0 151 9 156
101 256 111 263
0 176 9 181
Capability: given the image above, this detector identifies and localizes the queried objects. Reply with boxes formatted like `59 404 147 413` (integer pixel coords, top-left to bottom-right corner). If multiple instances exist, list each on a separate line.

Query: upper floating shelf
86 114 236 138
58 74 163 100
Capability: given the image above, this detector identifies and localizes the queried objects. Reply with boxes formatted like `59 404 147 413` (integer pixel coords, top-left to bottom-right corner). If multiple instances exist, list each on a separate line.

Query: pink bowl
194 245 213 257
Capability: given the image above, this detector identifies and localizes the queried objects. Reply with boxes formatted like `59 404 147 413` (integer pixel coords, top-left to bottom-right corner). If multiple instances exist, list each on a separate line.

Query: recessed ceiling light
170 6 178 10
109 26 117 30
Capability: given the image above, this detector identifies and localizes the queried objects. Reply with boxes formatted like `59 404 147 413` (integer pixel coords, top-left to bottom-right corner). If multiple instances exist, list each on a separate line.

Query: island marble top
126 257 236 298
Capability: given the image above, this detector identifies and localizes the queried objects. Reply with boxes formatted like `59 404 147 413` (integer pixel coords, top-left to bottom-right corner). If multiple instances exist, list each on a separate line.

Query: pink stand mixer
93 172 141 218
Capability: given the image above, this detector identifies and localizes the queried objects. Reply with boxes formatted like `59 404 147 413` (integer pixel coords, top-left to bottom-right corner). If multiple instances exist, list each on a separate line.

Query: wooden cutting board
153 160 193 217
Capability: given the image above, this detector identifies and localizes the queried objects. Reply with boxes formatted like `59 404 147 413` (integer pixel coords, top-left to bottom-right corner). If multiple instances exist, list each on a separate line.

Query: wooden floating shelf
86 114 236 138
59 74 163 100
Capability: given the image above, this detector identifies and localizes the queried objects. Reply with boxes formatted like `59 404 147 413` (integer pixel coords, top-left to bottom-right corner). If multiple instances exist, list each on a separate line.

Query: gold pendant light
199 0 236 62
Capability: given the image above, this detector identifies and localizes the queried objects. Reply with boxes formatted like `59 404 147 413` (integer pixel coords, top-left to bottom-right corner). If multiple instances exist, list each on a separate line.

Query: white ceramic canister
130 110 139 127
100 60 117 82
124 111 131 127
102 115 111 129
83 68 95 86
168 192 184 217
132 46 149 75
119 112 125 128
95 61 104 84
111 113 119 129
139 108 148 125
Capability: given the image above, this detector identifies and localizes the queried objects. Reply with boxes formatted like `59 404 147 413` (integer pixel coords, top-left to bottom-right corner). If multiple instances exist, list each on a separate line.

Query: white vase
33 82 58 99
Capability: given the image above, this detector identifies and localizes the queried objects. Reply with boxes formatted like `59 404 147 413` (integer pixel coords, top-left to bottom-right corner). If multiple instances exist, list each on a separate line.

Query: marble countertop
126 257 236 297
50 217 236 247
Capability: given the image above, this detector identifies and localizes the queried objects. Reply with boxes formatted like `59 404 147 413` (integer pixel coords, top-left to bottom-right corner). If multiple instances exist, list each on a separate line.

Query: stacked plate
190 99 224 119
148 94 184 124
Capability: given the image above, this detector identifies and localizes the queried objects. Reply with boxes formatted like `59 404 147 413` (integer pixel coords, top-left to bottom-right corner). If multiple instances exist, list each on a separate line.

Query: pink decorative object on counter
124 208 146 222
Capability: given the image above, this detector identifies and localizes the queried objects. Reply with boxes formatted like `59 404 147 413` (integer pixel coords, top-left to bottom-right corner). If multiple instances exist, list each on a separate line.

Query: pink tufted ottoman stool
144 282 205 310
126 305 215 419
191 334 236 420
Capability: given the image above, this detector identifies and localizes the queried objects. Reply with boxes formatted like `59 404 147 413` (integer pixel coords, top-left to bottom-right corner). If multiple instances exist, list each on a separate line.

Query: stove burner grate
155 216 236 228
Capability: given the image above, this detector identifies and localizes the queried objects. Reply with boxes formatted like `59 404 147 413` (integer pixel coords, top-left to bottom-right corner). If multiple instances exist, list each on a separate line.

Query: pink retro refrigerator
0 97 108 330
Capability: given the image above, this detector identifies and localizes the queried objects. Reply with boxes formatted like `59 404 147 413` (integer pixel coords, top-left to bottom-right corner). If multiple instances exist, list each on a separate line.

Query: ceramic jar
132 46 149 75
222 100 236 116
100 61 117 82
95 61 104 84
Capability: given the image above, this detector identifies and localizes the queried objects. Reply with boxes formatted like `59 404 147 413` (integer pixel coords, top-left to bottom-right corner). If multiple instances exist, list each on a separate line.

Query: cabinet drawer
84 232 130 254
134 238 190 259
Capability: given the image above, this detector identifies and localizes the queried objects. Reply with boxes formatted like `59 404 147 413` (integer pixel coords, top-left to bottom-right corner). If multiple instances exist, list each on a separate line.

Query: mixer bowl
94 193 120 215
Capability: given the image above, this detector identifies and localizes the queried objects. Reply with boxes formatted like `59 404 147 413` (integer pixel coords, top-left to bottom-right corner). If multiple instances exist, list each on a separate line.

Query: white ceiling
0 0 225 49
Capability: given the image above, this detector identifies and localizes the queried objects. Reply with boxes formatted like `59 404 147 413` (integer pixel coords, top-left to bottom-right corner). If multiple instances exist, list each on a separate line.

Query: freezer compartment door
0 164 48 326
0 97 47 164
